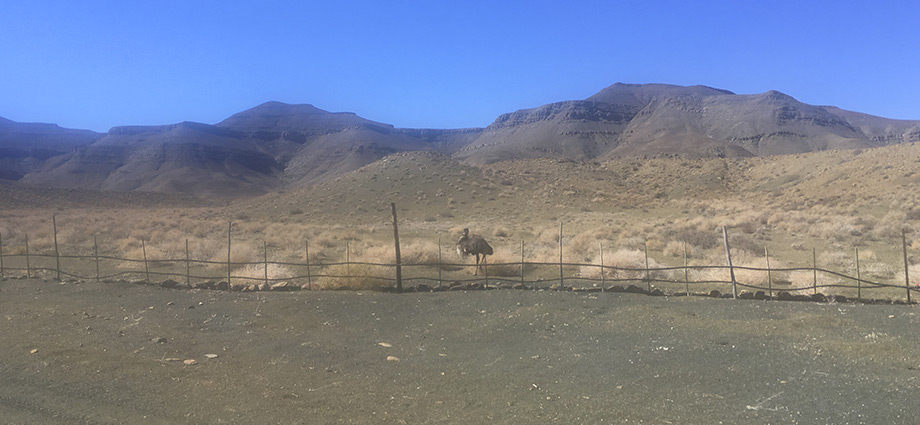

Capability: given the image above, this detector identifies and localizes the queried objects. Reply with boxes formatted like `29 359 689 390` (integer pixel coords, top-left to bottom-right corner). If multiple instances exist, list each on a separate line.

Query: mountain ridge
3 83 919 196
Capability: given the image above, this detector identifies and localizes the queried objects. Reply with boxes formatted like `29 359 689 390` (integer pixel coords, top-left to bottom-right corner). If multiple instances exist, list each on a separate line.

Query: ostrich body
457 228 493 275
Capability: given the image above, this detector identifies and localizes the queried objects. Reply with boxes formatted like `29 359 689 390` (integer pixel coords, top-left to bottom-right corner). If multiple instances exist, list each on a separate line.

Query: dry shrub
232 263 295 288
663 241 698 258
479 253 521 277
605 249 671 280
317 264 391 290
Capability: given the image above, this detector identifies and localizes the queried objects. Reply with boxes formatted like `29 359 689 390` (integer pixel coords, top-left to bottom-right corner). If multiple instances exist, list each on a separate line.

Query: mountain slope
22 122 283 197
455 83 920 163
0 118 102 180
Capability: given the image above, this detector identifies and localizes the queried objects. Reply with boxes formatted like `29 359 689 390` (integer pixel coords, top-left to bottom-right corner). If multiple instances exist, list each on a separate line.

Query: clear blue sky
2 0 918 132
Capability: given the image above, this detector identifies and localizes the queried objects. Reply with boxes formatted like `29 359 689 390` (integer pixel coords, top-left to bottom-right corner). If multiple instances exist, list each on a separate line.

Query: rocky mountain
454 83 920 163
14 103 481 197
4 84 920 197
0 117 102 180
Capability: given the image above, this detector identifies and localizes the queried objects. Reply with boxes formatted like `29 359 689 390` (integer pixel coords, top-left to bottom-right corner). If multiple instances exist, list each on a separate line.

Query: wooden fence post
599 241 605 291
227 222 232 287
684 242 689 295
559 223 564 288
765 246 773 300
644 239 651 292
812 248 817 295
903 231 911 304
53 215 61 281
142 239 150 284
0 231 4 280
185 239 191 288
305 240 312 291
264 240 269 287
855 247 861 302
94 235 100 283
391 203 403 293
722 226 737 299
25 233 31 279
437 237 442 289
345 240 350 280
520 240 525 288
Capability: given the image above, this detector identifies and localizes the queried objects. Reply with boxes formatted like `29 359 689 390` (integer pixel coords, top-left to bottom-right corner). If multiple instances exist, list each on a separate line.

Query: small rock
777 291 794 301
152 337 167 344
625 285 648 295
708 290 722 298
160 279 180 289
30 348 38 354
164 357 182 362
386 356 400 362
512 283 527 290
183 359 198 365
649 289 665 297
378 342 393 348
753 291 767 300
204 354 218 359
415 284 432 292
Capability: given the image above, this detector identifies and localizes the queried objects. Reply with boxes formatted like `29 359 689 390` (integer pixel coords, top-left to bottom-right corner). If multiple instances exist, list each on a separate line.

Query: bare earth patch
2 279 920 424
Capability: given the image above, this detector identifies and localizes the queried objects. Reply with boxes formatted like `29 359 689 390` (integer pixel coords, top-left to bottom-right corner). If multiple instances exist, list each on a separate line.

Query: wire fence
0 209 916 303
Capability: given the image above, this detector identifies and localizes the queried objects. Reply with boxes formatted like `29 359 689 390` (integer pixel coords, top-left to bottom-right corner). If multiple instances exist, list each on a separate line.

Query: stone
777 291 794 301
160 279 180 289
204 354 218 359
215 281 230 291
386 356 400 362
415 284 432 292
512 283 527 290
183 359 198 365
708 290 722 298
152 337 167 344
811 293 827 303
753 291 767 300
626 285 649 295
271 281 297 291
649 289 665 297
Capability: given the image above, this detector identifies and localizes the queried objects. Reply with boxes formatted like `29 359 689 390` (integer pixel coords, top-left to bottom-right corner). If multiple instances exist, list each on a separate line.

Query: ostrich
457 228 493 275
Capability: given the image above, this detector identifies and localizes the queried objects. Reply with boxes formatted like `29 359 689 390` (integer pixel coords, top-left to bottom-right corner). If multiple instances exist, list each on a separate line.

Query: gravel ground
2 278 920 424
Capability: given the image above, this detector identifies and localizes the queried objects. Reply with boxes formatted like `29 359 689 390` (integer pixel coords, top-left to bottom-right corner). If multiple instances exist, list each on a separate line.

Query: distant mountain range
2 83 918 197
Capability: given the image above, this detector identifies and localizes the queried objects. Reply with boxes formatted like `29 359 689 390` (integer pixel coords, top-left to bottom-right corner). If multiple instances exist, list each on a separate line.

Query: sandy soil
2 278 920 424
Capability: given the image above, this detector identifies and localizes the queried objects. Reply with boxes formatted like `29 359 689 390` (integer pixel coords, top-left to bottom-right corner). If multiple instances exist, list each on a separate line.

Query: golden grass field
2 143 919 299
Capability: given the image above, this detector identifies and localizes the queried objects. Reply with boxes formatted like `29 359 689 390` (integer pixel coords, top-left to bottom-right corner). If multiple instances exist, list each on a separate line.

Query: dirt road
2 279 919 424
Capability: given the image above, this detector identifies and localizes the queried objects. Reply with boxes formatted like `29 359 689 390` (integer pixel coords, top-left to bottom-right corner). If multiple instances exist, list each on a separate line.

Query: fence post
812 248 817 295
722 226 737 299
94 235 100 283
25 233 31 279
559 223 564 288
437 237 442 289
183 239 190 288
644 239 651 292
903 230 911 304
345 240 350 280
599 241 605 291
390 203 403 293
53 215 61 281
0 231 4 280
684 242 689 295
227 222 232 287
264 240 269 287
765 246 772 300
855 247 861 302
142 239 150 285
305 240 312 291
483 251 488 289
520 240 525 288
